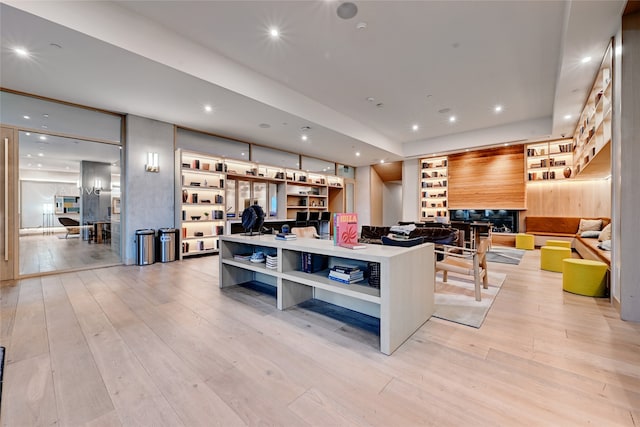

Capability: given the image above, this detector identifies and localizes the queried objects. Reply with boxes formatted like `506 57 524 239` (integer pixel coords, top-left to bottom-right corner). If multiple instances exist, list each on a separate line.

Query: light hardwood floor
19 233 120 276
1 249 639 426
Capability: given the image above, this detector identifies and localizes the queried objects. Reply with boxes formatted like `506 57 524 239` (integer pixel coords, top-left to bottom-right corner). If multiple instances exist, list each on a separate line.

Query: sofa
359 224 460 246
524 216 611 267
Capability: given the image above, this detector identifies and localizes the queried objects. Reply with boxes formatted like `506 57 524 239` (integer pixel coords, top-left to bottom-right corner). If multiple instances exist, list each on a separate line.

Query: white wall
382 182 402 225
123 115 176 264
620 13 640 321
20 180 79 228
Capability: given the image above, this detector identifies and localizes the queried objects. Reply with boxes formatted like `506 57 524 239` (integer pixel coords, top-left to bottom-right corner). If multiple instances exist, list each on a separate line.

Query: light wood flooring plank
0 353 58 427
62 272 185 427
2 249 639 426
6 277 48 363
41 274 114 426
0 281 20 351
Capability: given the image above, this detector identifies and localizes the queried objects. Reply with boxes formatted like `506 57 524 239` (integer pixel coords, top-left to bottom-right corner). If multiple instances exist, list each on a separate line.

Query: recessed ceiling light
241 152 245 156
503 143 509 146
25 132 31 136
23 115 30 119
337 2 358 19
412 124 419 131
41 125 48 129
269 27 280 38
356 22 367 30
26 154 32 158
39 136 46 140
449 116 456 123
13 47 29 57
38 152 44 157
355 152 361 156
204 105 212 112
301 134 308 141
366 97 375 102
465 149 470 152
42 114 49 118
564 114 572 120
380 159 385 164
494 105 503 113
581 56 592 64
37 163 42 168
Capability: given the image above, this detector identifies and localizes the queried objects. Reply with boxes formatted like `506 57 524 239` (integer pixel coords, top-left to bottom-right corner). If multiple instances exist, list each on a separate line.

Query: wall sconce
146 152 159 172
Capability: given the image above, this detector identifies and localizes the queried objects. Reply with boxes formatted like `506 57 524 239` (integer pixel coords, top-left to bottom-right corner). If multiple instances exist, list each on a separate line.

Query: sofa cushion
598 223 612 242
578 218 603 233
580 230 601 238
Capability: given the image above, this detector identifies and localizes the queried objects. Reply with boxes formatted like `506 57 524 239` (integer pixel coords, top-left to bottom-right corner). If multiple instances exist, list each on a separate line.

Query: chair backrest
58 217 79 227
295 211 308 221
308 211 320 221
291 226 318 238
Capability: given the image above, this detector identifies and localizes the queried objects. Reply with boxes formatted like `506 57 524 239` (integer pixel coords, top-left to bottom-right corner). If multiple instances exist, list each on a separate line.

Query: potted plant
203 212 210 220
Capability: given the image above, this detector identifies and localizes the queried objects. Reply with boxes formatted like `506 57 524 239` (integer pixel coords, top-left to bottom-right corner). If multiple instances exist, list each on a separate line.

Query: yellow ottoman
563 259 608 297
516 233 535 250
546 239 571 249
540 246 571 272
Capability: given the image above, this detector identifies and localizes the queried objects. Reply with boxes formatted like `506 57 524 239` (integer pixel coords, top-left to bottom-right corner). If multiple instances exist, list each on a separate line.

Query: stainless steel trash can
135 229 155 265
157 228 177 263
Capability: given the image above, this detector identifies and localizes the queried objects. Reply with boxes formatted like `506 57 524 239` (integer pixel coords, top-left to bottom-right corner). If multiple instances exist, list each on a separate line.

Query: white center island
219 234 434 355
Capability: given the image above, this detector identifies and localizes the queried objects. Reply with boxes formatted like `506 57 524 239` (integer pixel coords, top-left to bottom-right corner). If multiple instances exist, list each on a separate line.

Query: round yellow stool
516 233 535 250
546 239 571 249
540 246 571 272
563 259 608 297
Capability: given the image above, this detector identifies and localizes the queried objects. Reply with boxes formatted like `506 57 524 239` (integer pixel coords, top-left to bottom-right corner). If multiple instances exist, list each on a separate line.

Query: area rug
486 247 525 265
433 272 507 328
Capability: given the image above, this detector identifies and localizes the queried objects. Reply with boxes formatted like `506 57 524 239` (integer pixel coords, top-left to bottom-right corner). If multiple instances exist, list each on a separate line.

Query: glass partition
252 145 299 169
19 131 122 275
301 156 335 174
337 163 355 179
176 128 249 160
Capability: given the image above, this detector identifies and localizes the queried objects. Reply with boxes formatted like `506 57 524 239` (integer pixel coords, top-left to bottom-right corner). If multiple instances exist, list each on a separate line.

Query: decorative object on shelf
563 167 572 178
191 215 201 220
241 204 265 236
203 212 209 220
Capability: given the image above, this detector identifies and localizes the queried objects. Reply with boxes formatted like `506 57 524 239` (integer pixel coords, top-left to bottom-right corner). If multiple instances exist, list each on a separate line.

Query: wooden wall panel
449 146 525 209
525 179 611 218
370 168 383 226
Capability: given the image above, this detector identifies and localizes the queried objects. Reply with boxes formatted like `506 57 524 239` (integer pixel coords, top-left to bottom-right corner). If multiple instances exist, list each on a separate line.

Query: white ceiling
0 1 626 167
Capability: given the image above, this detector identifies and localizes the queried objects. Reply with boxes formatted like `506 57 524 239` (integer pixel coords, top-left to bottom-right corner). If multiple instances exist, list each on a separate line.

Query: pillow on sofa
598 223 612 242
578 218 602 234
580 230 600 238
598 240 611 251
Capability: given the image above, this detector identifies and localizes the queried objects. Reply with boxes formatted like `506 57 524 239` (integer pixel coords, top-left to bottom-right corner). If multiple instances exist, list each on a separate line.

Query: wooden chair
291 226 320 239
434 237 490 301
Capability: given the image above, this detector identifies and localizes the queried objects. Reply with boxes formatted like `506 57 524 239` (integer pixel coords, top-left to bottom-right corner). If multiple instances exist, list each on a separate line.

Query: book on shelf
275 232 297 240
328 265 364 284
233 253 252 261
333 213 359 247
301 252 328 273
338 243 366 250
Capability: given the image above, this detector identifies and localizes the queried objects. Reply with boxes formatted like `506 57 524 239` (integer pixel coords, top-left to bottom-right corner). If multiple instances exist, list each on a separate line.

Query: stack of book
328 265 364 284
275 232 297 241
266 254 278 270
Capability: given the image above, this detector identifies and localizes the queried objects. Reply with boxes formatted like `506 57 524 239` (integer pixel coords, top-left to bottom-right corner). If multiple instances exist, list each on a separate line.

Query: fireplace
448 209 519 233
